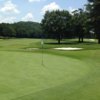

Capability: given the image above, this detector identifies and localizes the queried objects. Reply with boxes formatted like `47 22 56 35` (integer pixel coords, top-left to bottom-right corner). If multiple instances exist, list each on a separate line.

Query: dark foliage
0 21 42 38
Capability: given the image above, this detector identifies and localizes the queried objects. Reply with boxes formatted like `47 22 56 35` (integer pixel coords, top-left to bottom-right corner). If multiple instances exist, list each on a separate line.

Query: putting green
0 51 90 100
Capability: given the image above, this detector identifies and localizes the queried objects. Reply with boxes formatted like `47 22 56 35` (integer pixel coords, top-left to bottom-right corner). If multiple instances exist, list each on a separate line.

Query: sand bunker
54 47 83 51
26 47 83 51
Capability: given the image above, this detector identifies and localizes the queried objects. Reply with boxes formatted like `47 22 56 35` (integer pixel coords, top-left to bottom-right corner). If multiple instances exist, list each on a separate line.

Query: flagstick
41 39 44 66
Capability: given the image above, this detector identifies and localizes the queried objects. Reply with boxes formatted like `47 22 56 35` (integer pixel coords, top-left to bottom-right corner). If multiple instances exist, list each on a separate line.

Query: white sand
26 47 83 51
54 47 83 51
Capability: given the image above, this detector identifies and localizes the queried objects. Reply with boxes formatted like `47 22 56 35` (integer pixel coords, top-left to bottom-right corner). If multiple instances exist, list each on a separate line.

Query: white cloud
0 15 16 23
28 0 40 2
0 0 20 14
21 12 34 21
68 6 76 14
28 0 45 3
41 2 61 14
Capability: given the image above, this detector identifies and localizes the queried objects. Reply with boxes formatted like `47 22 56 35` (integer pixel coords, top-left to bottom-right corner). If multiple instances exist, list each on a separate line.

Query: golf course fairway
0 39 100 100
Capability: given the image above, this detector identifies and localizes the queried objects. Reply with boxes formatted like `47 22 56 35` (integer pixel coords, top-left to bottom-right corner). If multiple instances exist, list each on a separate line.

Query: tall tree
41 10 71 44
72 9 88 43
88 0 100 43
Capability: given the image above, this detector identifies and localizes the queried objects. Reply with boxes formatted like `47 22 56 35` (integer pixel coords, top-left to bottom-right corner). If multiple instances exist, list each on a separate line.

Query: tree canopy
0 0 99 44
41 10 71 44
0 21 42 38
41 9 90 43
87 0 100 43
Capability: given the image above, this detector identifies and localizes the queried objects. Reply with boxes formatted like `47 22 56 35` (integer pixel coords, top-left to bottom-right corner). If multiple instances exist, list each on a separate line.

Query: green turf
0 39 100 100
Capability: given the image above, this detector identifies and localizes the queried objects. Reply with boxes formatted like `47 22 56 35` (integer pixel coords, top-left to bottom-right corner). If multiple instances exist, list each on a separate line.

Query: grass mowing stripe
0 51 90 100
13 64 100 100
0 39 100 100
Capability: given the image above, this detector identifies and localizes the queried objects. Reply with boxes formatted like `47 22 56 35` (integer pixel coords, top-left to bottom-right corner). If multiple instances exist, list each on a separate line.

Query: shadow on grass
45 41 78 45
45 41 97 45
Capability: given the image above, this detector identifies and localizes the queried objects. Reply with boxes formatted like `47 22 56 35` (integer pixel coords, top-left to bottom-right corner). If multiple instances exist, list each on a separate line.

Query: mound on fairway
0 51 89 100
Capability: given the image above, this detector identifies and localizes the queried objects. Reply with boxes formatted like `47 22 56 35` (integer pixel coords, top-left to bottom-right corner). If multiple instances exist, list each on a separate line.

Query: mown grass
0 38 100 100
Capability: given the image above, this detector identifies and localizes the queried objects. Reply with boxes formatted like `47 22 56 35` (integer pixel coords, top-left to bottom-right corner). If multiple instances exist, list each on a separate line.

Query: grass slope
0 39 100 100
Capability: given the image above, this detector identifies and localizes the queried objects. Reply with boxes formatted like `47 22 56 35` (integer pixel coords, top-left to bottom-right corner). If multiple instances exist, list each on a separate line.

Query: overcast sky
0 0 87 23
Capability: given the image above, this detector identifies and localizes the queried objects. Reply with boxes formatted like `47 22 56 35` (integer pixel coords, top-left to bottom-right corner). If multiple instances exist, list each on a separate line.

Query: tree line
0 0 100 44
0 21 42 38
41 9 90 44
41 0 100 44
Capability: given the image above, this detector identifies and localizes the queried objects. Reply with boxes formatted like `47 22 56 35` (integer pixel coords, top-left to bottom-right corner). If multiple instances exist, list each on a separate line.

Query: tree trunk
78 36 81 43
58 38 60 44
98 38 100 44
79 35 84 43
57 34 61 44
81 36 84 43
97 33 100 44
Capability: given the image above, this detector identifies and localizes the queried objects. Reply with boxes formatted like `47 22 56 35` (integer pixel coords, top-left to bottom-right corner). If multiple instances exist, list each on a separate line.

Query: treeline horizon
0 0 99 44
0 18 94 40
0 21 42 38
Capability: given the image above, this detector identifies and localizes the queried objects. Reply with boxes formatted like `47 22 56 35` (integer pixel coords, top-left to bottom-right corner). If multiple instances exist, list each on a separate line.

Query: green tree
72 9 89 43
41 10 71 44
0 23 16 37
0 21 42 38
88 0 100 43
14 21 42 38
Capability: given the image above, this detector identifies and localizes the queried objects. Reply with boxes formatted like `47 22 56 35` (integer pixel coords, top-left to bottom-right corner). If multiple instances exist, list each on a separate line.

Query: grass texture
0 39 100 100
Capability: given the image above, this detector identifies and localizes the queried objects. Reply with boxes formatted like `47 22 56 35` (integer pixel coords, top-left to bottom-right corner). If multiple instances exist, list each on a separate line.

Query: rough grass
0 38 100 100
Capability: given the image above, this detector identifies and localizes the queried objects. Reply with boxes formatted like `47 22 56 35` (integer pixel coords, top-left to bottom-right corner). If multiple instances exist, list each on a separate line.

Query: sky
0 0 88 23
